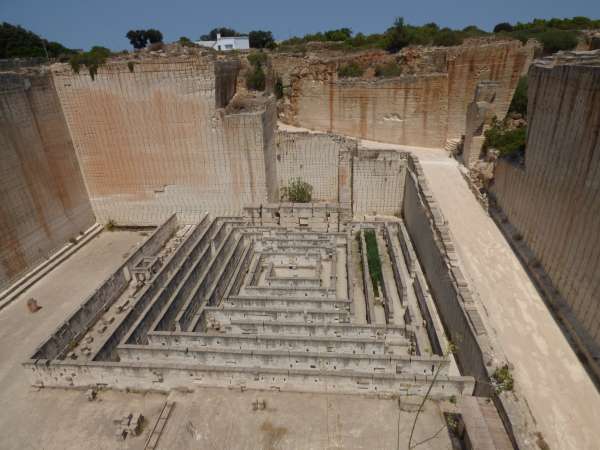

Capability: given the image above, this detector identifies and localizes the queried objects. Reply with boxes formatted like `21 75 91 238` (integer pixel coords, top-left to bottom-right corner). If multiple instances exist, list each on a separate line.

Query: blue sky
2 0 599 51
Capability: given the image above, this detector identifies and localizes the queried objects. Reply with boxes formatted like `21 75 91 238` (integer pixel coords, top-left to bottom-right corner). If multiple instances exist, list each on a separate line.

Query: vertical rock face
275 131 355 203
491 51 600 358
275 39 535 148
0 70 94 289
53 56 276 225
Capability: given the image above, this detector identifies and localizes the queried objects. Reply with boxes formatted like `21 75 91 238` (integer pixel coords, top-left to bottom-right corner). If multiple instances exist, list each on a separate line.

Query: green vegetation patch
508 76 528 117
491 365 514 393
483 118 527 159
364 230 383 297
280 178 313 203
374 62 402 77
69 46 112 80
337 62 364 78
0 22 75 59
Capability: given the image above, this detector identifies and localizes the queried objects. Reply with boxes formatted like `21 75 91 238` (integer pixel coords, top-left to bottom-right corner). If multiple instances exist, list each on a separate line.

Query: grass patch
364 230 383 296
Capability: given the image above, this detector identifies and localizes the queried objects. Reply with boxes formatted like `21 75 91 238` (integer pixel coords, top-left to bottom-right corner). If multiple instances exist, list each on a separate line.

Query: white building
196 33 250 51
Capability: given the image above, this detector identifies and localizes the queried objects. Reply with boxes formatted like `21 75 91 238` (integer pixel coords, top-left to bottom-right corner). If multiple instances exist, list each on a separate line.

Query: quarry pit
1 41 599 450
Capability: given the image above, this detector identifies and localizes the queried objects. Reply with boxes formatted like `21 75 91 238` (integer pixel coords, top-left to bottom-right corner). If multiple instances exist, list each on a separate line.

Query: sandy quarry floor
0 229 452 450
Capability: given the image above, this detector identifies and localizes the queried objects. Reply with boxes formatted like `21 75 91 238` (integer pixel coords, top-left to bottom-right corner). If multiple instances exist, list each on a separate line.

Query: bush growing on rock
69 46 112 80
483 118 527 159
249 30 276 49
374 62 402 77
538 29 579 53
246 65 266 91
508 76 528 117
280 178 313 203
493 22 514 33
337 62 364 78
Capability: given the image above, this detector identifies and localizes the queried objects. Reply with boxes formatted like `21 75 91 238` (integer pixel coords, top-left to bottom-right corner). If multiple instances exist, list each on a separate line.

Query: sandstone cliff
51 55 277 224
0 67 94 289
491 51 600 368
274 39 536 148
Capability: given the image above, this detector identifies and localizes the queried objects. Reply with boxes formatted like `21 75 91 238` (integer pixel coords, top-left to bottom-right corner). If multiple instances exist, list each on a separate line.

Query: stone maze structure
24 205 476 397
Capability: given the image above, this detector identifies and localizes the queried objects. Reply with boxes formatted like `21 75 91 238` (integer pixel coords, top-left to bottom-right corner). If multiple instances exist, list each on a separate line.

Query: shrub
364 230 383 297
374 62 402 77
337 62 364 78
383 17 411 53
69 46 111 80
492 365 514 393
127 61 135 73
538 29 579 53
493 22 514 33
246 65 266 91
508 76 528 116
145 29 163 44
433 28 463 46
280 178 313 203
483 118 527 158
105 219 116 231
274 77 284 99
247 51 268 68
249 30 276 49
178 36 195 47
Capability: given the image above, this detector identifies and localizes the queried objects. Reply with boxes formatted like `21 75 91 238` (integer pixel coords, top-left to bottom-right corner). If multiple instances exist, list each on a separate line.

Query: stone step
203 306 351 326
222 296 351 311
219 319 411 340
118 344 448 376
147 332 391 355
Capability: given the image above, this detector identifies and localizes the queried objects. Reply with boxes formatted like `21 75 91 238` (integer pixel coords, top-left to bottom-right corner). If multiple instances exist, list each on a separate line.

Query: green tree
200 27 240 41
433 28 463 46
126 30 147 49
494 22 514 33
249 30 275 49
539 29 579 53
178 36 195 47
383 17 410 53
0 22 74 59
324 28 353 41
145 29 163 44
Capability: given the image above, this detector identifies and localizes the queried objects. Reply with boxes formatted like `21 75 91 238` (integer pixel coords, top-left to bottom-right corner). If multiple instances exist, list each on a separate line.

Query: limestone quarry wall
0 71 95 290
491 58 600 353
52 57 276 225
275 131 354 202
353 150 407 216
293 75 449 147
277 40 534 147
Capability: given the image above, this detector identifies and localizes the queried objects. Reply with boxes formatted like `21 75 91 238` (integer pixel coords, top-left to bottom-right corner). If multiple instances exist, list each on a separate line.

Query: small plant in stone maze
105 219 116 231
364 230 383 297
280 178 313 203
491 364 514 393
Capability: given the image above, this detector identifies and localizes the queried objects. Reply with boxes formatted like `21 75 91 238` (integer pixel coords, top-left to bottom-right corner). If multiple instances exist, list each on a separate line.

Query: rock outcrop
274 39 537 147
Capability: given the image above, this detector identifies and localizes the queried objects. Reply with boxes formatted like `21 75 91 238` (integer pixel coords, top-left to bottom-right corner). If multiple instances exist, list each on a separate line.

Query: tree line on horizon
1 16 599 60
